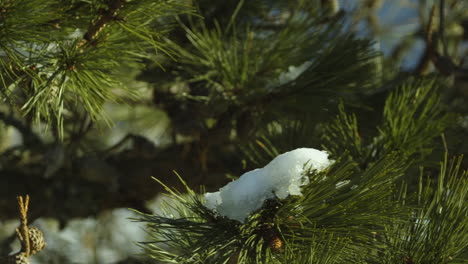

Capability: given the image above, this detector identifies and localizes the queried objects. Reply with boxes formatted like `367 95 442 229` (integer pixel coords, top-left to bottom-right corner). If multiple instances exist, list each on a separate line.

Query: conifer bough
204 148 334 223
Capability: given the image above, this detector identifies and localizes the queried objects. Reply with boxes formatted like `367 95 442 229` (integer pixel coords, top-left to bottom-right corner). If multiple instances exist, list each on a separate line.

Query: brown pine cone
7 252 29 264
268 235 284 252
28 226 46 255
262 228 284 253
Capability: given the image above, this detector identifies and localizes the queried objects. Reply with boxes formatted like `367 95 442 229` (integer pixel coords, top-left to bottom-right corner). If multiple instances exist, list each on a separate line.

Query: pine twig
16 195 31 257
78 0 126 48
3 195 45 263
439 0 448 56
414 5 437 75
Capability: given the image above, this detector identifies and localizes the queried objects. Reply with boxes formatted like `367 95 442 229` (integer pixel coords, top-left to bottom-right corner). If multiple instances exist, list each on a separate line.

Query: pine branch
1 0 190 138
376 77 453 160
155 7 380 154
80 0 126 47
382 154 468 263
321 102 366 164
137 150 410 263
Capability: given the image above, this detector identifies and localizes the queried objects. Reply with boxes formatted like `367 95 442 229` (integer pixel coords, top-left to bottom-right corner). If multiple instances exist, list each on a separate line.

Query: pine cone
262 228 284 252
7 252 29 264
268 235 284 252
28 226 46 255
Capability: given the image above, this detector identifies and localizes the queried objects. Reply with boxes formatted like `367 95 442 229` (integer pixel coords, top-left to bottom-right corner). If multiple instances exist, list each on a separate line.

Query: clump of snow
278 61 312 85
204 148 333 222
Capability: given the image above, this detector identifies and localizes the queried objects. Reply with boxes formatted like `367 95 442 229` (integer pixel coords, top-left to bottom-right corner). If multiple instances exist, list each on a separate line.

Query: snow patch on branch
278 61 312 85
204 148 333 222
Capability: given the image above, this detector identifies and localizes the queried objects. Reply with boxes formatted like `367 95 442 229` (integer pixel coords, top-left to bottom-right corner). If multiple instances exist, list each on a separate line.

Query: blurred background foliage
0 0 467 263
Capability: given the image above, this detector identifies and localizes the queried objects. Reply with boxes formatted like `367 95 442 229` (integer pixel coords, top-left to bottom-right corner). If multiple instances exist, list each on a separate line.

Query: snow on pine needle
204 148 334 222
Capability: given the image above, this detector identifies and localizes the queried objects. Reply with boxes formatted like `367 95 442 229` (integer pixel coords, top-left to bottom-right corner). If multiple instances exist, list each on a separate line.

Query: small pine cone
263 229 284 252
7 252 29 264
268 236 284 252
28 226 46 255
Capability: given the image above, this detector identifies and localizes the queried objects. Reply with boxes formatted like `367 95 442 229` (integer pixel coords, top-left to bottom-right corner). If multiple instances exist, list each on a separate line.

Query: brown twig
414 5 438 75
439 0 448 56
78 0 125 49
3 195 46 263
16 195 31 257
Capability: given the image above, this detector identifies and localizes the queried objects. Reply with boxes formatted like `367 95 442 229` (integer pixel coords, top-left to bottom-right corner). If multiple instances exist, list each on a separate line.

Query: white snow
278 61 312 85
204 148 334 222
